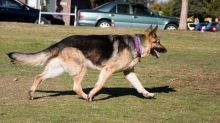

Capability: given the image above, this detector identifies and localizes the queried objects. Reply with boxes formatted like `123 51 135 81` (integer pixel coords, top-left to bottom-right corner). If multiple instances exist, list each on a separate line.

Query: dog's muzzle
151 46 167 58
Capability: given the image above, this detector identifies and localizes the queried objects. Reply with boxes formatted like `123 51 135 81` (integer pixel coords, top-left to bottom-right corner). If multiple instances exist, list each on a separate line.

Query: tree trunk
179 0 188 30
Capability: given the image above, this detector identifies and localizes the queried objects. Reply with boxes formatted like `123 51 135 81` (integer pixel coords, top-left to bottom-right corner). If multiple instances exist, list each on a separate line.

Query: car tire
165 24 178 30
34 17 51 24
97 20 111 28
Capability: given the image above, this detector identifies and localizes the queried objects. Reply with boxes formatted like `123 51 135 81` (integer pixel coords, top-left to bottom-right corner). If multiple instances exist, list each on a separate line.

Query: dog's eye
153 38 159 43
156 38 160 43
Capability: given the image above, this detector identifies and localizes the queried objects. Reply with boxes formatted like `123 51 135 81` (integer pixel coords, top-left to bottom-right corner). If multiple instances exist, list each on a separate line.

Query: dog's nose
162 47 167 53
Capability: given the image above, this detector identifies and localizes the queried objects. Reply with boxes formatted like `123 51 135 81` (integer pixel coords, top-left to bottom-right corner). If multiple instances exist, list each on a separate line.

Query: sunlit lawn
0 22 219 123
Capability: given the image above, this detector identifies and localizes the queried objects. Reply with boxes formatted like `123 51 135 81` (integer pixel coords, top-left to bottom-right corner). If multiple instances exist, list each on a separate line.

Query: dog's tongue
154 49 160 58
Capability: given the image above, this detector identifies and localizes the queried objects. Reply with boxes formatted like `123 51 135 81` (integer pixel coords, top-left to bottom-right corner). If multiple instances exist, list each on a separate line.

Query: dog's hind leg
88 65 114 101
59 47 88 100
29 74 43 100
29 58 64 100
124 69 155 98
72 65 87 100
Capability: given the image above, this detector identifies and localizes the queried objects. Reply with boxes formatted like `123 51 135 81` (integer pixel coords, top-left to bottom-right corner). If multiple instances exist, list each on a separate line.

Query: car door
0 0 34 22
0 0 10 21
111 3 132 27
131 4 158 28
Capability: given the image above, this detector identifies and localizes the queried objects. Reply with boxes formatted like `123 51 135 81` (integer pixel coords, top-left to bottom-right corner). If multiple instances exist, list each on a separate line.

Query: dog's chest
123 58 139 70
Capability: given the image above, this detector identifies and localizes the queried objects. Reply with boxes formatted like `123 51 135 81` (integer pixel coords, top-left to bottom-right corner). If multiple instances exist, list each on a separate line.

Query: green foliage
150 1 176 17
150 3 162 12
160 0 175 16
207 0 220 17
170 0 220 18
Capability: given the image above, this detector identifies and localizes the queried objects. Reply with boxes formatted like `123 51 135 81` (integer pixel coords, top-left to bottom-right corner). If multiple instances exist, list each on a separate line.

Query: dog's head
144 26 167 58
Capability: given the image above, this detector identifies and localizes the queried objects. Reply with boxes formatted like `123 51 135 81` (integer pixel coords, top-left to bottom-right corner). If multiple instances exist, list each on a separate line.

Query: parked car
78 1 179 30
195 23 207 31
0 0 64 25
187 22 196 30
216 22 220 31
205 22 218 32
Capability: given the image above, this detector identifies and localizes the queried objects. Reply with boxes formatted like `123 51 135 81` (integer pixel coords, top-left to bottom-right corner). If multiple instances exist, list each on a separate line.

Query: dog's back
7 35 133 66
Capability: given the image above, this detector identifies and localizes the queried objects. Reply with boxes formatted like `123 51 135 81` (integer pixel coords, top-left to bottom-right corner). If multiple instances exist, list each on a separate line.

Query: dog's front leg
88 66 113 101
124 69 155 98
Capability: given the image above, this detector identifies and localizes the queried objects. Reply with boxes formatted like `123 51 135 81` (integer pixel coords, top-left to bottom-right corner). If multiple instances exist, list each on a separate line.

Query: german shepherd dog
7 26 166 101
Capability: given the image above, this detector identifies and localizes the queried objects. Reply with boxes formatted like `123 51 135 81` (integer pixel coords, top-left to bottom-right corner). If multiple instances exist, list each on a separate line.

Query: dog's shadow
35 86 176 101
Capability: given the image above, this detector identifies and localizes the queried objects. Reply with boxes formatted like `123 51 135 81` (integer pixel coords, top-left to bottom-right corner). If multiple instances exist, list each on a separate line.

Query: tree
178 0 188 30
170 0 220 19
160 0 175 16
150 3 162 12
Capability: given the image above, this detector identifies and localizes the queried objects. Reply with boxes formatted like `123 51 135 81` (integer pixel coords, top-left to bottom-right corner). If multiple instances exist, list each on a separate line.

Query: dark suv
0 0 64 25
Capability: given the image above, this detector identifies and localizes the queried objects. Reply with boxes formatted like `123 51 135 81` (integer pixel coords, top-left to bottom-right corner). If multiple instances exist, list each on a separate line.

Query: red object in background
210 26 216 32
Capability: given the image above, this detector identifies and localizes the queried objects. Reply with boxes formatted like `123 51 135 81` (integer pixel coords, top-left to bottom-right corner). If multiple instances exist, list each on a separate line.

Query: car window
95 2 115 13
117 4 129 14
132 5 148 16
0 0 5 7
3 0 22 9
109 6 116 13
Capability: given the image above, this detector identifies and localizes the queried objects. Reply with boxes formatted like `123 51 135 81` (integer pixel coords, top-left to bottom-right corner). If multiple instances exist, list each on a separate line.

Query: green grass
0 22 220 123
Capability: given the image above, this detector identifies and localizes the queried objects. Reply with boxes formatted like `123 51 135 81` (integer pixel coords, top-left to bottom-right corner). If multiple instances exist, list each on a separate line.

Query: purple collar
133 35 142 58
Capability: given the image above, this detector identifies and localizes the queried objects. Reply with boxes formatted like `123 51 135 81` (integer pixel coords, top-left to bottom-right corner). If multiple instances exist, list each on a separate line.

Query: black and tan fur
7 26 166 101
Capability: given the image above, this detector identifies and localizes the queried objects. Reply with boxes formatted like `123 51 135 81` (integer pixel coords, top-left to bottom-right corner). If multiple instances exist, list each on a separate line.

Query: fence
38 6 77 26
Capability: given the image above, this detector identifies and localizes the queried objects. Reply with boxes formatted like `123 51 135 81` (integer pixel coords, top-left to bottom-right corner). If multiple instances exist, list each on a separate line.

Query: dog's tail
7 47 59 66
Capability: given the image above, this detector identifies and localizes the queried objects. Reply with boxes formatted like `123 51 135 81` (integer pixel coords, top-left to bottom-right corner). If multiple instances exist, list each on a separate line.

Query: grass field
0 22 220 123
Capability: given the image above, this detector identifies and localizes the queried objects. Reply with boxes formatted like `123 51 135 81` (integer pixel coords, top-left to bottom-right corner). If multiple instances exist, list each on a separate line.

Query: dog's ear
149 25 153 30
151 26 158 34
153 25 158 32
145 25 158 36
150 26 158 34
145 25 153 33
144 25 153 36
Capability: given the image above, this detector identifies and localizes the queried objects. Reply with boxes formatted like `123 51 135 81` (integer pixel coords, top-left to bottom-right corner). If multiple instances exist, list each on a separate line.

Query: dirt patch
169 69 220 95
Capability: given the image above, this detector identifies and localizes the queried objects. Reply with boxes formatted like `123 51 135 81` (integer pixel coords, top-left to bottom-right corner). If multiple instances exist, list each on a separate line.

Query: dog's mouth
152 49 160 58
151 47 167 58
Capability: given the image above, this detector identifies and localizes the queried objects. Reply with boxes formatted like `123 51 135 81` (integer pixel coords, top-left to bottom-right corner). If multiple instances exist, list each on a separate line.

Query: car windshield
145 7 160 17
151 10 159 16
95 2 115 12
0 0 23 9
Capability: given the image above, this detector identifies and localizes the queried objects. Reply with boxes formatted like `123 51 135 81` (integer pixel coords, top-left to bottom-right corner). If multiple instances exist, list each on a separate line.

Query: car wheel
165 24 178 30
34 17 51 24
97 20 111 28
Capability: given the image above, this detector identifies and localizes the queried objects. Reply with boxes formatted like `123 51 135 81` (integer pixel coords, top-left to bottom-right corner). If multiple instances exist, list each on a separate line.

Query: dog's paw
143 92 155 99
81 94 88 100
87 95 94 102
28 90 34 100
